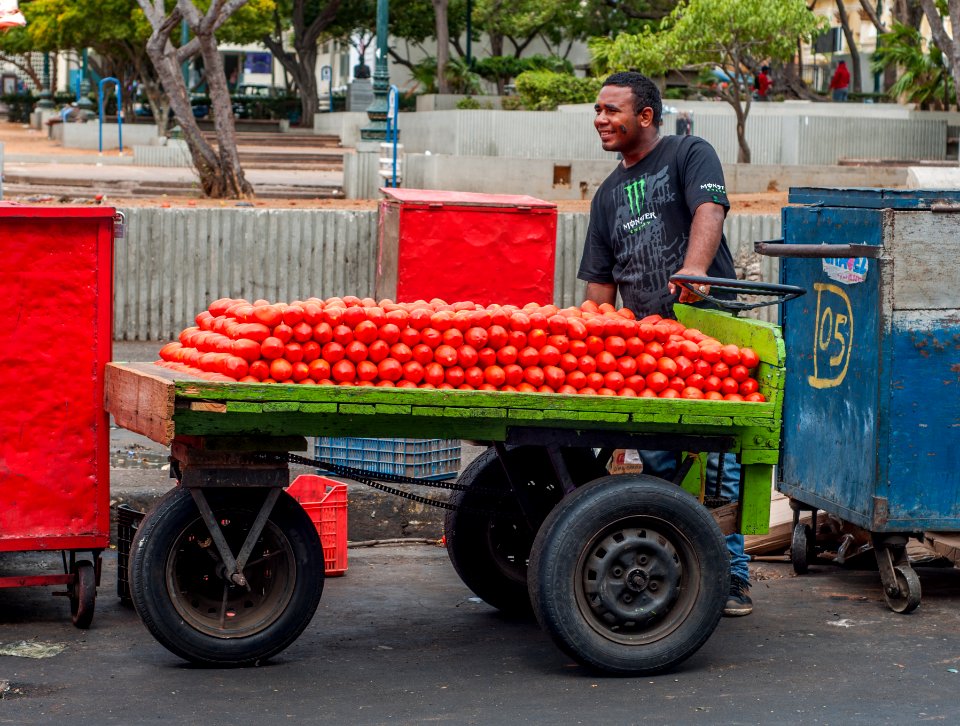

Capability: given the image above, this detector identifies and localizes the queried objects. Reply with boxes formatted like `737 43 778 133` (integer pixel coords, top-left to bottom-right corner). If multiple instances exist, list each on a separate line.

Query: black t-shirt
578 134 736 318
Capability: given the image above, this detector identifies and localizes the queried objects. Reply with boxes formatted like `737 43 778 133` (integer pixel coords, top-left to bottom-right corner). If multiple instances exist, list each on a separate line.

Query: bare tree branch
858 0 886 32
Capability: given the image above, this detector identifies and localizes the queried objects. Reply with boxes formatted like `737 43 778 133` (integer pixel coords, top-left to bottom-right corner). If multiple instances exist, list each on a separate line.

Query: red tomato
604 336 627 357
618 387 637 397
704 375 722 392
739 378 759 395
457 344 479 368
585 371 605 390
517 346 540 367
385 309 410 327
270 358 294 382
496 345 519 366
484 365 506 387
402 360 425 384
424 362 445 386
260 337 285 360
527 328 547 349
377 358 403 382
292 322 313 343
272 323 293 344
321 341 345 363
585 317 606 338
232 339 261 363
653 324 673 344
663 339 682 358
566 318 588 341
222 356 249 380
559 353 579 372
333 324 354 346
720 377 740 395
625 374 646 393
681 386 704 399
301 341 321 363
636 353 657 375
322 306 343 327
344 341 367 363
538 345 561 367
580 300 600 314
430 310 454 331
740 347 760 370
282 305 305 327
373 321 398 345
625 337 644 356
356 360 378 381
685 373 706 390
678 340 700 360
744 392 766 402
508 330 528 349
477 347 497 367
720 344 741 366
568 339 588 358
390 343 413 363
724 393 745 402
659 388 680 399
557 384 579 395
312 322 334 344
585 335 605 356
503 364 524 386
285 342 305 363
515 382 538 393
645 341 664 359
420 327 442 348
657 357 678 378
603 371 625 391
577 355 597 375
546 335 569 355
445 366 465 387
523 366 545 387
595 351 617 373
368 339 391 363
637 323 656 343
730 364 750 383
399 327 420 348
712 361 730 378
486 325 509 349
443 328 464 348
434 344 459 367
565 370 587 389
463 366 484 387
363 307 385 326
699 344 721 364
302 302 324 326
543 365 566 389
694 359 713 377
528 312 549 331
509 312 531 332
547 315 568 335
465 326 488 349
674 355 695 379
646 371 669 393
253 305 283 328
578 387 597 396
249 360 271 380
208 297 236 317
409 308 432 330
704 390 724 400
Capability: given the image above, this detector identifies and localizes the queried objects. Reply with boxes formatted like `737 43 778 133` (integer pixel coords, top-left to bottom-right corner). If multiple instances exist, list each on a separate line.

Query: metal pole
181 21 190 85
98 77 123 154
389 85 399 187
466 0 472 67
360 0 390 140
37 52 54 109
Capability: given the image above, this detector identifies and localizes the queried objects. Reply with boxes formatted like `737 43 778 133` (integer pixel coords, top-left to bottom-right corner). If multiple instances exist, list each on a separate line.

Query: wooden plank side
105 363 176 445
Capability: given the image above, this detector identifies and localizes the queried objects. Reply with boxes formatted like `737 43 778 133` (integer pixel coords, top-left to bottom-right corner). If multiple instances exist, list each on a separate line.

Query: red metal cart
0 203 116 627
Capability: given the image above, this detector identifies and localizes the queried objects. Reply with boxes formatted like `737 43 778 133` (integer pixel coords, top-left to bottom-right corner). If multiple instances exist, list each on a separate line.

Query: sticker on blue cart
822 257 868 284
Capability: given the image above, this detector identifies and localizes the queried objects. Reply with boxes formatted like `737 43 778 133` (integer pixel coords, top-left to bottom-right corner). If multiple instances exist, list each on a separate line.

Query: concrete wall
133 140 192 167
313 112 369 149
63 122 160 150
402 154 909 199
416 95 505 111
112 206 780 340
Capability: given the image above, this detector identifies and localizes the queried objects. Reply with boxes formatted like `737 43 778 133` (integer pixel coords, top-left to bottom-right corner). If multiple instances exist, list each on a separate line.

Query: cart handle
754 239 882 259
669 274 807 312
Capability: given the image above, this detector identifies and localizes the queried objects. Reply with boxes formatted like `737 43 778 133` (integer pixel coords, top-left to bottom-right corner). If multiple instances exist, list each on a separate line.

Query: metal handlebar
754 239 882 259
669 274 807 312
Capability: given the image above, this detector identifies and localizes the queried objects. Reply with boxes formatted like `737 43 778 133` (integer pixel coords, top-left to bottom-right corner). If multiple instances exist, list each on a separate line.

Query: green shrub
501 95 525 111
456 96 483 109
474 55 574 88
514 71 601 111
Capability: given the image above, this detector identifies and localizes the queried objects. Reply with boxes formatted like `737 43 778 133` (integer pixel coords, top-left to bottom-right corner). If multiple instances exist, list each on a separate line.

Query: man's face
594 85 644 152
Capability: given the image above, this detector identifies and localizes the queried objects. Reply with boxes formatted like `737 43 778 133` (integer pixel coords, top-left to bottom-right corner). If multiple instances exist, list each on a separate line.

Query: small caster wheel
884 564 921 614
69 560 97 629
791 523 813 575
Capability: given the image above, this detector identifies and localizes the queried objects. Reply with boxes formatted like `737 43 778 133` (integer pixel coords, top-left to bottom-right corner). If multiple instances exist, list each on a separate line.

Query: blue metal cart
758 187 960 613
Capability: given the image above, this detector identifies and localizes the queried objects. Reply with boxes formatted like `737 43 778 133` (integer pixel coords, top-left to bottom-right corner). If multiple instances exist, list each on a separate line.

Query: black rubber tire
885 564 922 614
69 560 96 629
444 446 606 615
528 474 728 676
791 523 812 575
129 487 324 666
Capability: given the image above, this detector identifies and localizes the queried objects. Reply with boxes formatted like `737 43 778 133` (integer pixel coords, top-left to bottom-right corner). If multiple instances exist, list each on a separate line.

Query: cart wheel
528 474 728 676
791 523 813 575
444 446 605 615
884 564 921 614
129 487 324 666
69 560 96 629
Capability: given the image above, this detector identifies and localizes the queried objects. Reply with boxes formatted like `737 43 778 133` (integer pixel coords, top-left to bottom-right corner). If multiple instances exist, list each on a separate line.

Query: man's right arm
585 282 617 306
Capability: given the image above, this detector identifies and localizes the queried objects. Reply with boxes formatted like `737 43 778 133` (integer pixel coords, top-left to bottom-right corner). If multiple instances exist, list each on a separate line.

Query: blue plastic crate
313 437 461 481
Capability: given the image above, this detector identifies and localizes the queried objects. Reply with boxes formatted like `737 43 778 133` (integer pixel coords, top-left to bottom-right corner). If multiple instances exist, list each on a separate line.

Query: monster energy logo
625 178 646 216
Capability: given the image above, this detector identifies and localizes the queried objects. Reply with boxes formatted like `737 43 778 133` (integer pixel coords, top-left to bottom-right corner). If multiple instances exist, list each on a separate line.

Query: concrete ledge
63 122 160 150
905 166 960 188
133 140 191 167
313 112 368 148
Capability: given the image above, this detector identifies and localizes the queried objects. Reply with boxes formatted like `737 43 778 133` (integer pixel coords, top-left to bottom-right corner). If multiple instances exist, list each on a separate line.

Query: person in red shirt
756 66 772 101
830 60 850 102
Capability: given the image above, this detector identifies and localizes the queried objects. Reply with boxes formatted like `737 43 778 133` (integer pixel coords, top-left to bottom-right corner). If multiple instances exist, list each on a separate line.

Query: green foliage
501 95 525 110
514 71 602 110
1 93 35 123
456 97 484 109
474 55 573 85
410 56 483 95
871 22 955 110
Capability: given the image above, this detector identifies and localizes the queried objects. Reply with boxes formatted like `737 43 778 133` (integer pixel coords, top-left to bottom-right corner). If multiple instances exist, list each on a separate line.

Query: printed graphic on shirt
700 181 727 205
613 164 684 306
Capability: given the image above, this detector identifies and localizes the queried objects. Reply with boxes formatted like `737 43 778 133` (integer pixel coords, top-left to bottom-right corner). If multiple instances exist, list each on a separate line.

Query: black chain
253 452 506 516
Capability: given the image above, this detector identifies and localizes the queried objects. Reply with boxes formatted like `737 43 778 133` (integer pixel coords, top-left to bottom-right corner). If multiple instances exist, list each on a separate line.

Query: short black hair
761 65 770 73
602 71 662 126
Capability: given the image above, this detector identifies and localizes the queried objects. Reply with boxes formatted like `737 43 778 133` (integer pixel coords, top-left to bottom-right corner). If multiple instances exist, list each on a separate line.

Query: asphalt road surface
1 546 959 725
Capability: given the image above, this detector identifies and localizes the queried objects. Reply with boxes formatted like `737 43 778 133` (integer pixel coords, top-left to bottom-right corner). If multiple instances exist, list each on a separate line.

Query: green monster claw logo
624 178 646 216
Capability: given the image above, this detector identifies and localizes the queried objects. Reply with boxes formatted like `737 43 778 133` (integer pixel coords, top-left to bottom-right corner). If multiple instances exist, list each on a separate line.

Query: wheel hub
580 526 684 633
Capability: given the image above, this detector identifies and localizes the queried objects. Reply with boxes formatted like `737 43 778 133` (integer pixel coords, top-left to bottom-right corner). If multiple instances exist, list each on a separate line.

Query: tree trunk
836 0 863 93
730 99 751 163
432 0 451 94
920 0 960 116
293 44 318 122
143 16 252 198
0 54 41 88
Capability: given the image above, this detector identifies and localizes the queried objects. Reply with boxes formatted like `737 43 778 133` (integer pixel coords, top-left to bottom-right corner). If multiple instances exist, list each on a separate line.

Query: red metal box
0 205 114 551
375 188 557 307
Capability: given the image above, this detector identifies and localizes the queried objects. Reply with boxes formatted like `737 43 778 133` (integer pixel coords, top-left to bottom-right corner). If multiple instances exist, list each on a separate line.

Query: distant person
756 66 772 101
675 110 692 136
830 60 850 102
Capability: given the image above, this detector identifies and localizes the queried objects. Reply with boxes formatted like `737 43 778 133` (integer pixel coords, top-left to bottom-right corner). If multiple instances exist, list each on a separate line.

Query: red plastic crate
286 476 348 577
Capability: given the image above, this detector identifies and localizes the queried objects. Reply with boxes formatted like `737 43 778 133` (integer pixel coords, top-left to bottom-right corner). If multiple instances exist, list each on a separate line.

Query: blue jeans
638 450 750 584
832 88 848 102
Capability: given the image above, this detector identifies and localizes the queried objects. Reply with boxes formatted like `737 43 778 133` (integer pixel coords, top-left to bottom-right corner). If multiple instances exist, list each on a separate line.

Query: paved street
1 545 960 725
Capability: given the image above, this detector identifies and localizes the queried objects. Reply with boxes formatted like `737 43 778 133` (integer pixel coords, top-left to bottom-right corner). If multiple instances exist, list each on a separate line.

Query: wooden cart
105 306 785 675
